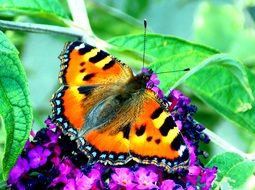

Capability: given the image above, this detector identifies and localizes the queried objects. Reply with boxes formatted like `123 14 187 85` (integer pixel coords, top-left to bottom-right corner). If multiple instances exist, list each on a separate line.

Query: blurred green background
1 0 255 164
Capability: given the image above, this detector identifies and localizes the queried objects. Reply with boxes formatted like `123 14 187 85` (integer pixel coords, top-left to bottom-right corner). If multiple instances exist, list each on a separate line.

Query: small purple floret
28 146 51 168
142 67 164 98
160 179 176 190
110 168 136 189
200 167 218 190
8 157 29 184
134 167 158 189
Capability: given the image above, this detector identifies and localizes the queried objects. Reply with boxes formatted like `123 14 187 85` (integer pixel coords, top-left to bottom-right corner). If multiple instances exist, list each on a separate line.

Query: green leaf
206 152 255 190
0 0 70 20
186 67 255 133
87 1 143 39
229 30 255 66
0 115 6 173
0 31 32 179
194 1 244 51
108 34 255 133
206 152 244 184
194 2 255 70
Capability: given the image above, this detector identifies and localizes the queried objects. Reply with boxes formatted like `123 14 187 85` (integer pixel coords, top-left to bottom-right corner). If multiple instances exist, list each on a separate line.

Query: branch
67 0 93 36
205 128 255 160
66 0 106 46
0 20 89 41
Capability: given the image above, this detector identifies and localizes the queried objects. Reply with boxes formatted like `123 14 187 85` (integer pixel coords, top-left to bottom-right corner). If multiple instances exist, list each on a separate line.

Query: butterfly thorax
123 72 151 93
79 71 153 136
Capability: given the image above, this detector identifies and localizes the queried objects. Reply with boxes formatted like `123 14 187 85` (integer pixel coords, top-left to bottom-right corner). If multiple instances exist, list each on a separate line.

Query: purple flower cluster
142 68 164 98
7 70 217 189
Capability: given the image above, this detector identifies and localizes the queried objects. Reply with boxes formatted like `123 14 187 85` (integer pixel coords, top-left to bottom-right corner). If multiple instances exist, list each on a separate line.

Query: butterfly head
138 68 164 98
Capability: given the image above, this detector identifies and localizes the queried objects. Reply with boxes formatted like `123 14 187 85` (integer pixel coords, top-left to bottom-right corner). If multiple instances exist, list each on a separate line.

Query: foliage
0 0 254 189
206 152 255 189
0 31 32 179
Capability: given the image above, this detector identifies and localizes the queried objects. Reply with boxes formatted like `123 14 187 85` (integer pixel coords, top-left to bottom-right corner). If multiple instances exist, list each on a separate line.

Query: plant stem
66 0 107 46
204 128 253 160
67 0 93 35
0 20 88 40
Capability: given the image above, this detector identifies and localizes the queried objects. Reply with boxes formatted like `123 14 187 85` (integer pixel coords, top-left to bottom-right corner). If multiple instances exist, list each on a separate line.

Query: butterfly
51 41 189 172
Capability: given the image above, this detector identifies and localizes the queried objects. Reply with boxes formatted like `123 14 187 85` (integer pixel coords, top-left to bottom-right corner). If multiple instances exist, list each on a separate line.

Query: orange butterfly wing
58 42 132 86
51 41 133 135
52 41 189 172
82 90 189 172
129 94 189 171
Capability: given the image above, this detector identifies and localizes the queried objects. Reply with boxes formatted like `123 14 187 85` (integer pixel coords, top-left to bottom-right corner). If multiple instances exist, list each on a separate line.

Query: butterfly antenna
142 19 147 69
156 68 190 74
